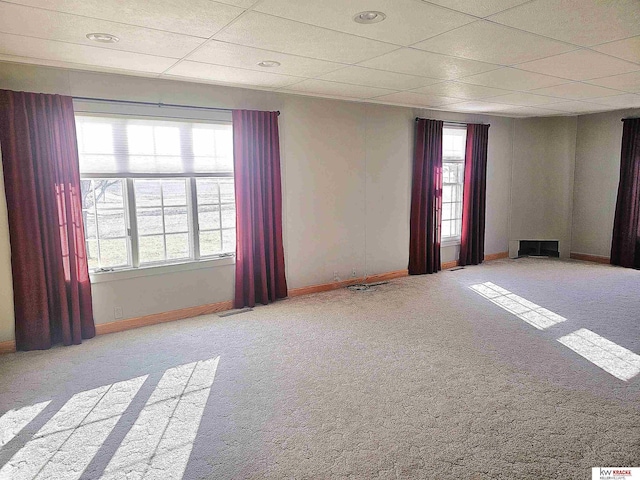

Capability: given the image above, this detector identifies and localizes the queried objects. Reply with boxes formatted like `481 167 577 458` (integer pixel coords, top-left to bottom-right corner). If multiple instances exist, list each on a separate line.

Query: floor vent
347 281 389 292
449 267 465 271
218 308 253 317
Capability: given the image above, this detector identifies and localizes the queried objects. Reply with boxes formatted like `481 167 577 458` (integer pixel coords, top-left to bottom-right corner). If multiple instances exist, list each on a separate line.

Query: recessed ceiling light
86 33 119 43
257 60 281 68
353 11 386 24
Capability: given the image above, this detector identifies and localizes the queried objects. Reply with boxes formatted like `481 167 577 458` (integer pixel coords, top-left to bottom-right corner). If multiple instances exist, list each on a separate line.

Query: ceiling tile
460 67 567 90
447 100 514 113
530 82 623 100
489 0 640 46
318 66 438 90
0 2 205 59
497 106 564 117
254 0 474 46
588 93 640 108
543 101 616 113
9 0 245 38
283 79 396 99
491 92 562 106
517 49 640 81
422 0 531 18
0 33 176 73
411 81 512 99
358 48 498 80
165 61 301 88
586 72 640 92
187 41 343 78
374 91 461 107
413 21 575 65
218 0 259 7
593 36 640 65
214 12 398 64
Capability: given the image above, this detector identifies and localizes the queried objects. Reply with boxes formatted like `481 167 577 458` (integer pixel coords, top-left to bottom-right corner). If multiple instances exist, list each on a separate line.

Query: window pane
443 185 453 203
139 235 165 264
442 203 452 222
165 207 188 233
137 208 163 235
81 180 94 210
219 180 234 203
86 240 98 270
166 233 189 260
222 229 235 253
221 204 235 229
95 180 124 209
196 179 219 205
97 210 126 238
441 220 451 238
135 180 162 207
198 204 220 230
162 179 187 206
200 231 221 256
83 211 97 239
99 238 128 267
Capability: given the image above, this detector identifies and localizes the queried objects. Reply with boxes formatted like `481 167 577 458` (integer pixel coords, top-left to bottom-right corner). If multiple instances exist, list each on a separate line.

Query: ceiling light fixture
86 33 119 43
353 11 386 24
257 60 281 68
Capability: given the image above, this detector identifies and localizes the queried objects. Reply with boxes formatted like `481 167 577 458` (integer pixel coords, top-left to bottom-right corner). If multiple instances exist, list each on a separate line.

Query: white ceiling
1 0 640 117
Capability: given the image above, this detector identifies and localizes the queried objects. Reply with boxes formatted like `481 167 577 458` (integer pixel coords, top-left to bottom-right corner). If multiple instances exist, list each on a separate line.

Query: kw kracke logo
594 467 640 480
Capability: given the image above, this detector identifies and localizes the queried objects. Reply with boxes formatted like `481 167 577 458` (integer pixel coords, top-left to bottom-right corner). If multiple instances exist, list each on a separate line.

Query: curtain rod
415 117 490 126
72 96 280 115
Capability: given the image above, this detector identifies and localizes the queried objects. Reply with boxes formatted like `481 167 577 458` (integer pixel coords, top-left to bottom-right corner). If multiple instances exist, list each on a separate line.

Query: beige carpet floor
0 258 638 479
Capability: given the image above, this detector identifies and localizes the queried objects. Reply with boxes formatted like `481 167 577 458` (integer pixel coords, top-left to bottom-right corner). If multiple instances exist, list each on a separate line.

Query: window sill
89 255 235 284
442 238 461 248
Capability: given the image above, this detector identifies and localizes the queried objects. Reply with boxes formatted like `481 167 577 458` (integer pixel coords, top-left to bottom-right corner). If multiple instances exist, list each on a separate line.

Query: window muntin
75 114 234 272
442 127 466 241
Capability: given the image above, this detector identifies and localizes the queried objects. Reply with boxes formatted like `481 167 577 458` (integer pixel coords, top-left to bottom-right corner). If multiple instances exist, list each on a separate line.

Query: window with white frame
442 126 466 241
76 110 235 272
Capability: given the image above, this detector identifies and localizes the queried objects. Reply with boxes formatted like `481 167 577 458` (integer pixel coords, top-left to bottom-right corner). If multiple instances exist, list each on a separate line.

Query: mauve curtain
459 123 490 266
409 119 443 275
0 90 95 350
611 118 640 269
233 109 287 308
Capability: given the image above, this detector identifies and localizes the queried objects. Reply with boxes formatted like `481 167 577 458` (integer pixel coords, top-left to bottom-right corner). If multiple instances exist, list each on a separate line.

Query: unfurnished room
0 1 639 479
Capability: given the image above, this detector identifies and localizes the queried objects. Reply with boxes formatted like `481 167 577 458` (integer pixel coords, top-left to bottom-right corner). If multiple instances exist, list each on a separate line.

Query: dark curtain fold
232 109 287 308
409 119 443 275
0 89 95 350
611 118 640 269
459 123 490 266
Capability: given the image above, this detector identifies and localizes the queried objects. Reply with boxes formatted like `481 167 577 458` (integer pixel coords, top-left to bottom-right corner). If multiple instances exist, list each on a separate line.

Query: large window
442 126 466 242
76 112 235 272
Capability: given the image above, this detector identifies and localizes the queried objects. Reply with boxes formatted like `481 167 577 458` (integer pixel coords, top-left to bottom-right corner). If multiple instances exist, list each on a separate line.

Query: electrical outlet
333 271 339 282
114 306 123 320
352 268 357 278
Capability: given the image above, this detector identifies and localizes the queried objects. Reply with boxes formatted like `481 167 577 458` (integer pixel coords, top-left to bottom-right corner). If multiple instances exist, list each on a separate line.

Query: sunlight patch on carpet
558 329 640 381
470 282 566 330
0 401 51 449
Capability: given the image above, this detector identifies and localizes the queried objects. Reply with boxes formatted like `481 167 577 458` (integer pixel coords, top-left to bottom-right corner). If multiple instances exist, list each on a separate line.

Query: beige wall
0 61 516 341
571 109 640 258
509 117 577 258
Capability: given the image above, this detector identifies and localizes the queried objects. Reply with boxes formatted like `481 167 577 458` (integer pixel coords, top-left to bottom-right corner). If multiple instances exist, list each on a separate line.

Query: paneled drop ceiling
1 0 640 117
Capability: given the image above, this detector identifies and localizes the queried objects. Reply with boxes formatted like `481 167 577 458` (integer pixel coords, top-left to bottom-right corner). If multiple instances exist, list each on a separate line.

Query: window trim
442 125 467 243
76 102 236 274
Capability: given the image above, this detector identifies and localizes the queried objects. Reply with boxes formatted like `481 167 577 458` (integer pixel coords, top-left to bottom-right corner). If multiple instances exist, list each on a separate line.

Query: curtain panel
611 118 640 269
459 123 490 266
409 119 443 275
232 109 287 308
0 89 95 350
